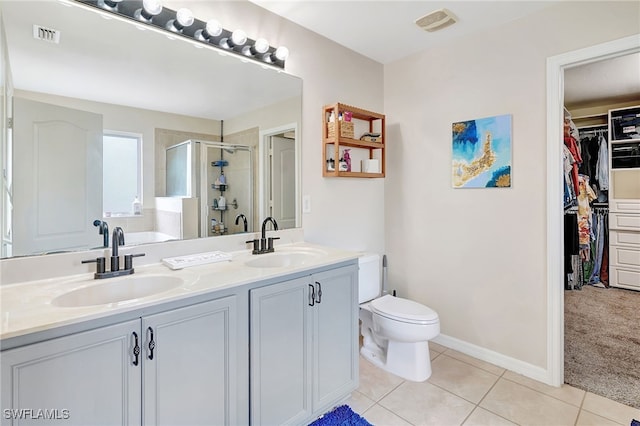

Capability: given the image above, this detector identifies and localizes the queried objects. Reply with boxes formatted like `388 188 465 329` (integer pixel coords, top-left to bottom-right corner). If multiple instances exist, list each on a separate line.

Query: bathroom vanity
0 243 359 426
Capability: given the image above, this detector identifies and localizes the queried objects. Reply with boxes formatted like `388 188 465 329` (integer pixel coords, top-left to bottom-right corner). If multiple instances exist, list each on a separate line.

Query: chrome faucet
93 220 109 248
235 213 248 233
82 226 145 279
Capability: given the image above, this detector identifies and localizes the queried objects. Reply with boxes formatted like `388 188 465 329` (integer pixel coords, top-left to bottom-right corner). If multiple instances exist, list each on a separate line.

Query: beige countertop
1 242 359 342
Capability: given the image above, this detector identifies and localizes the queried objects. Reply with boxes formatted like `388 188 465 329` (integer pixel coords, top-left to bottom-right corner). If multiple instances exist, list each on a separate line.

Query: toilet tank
358 253 381 303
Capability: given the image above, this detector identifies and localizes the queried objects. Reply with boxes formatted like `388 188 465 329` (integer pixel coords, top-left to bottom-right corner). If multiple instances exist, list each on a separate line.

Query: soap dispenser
132 196 142 215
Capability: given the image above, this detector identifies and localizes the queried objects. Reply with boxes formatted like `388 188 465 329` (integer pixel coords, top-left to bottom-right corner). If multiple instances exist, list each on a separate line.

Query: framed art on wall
452 114 512 188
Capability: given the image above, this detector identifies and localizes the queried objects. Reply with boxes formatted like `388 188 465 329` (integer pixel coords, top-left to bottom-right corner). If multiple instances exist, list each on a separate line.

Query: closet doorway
562 51 640 409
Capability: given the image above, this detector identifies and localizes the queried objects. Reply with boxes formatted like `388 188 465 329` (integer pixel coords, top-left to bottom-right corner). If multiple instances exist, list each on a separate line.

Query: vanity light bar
74 0 288 69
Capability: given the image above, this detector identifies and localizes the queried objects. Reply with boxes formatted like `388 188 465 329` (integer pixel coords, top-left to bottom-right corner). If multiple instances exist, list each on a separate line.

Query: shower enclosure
165 140 253 237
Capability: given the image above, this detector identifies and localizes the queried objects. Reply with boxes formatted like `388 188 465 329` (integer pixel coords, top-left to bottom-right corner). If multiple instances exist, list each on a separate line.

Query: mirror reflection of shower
165 140 253 238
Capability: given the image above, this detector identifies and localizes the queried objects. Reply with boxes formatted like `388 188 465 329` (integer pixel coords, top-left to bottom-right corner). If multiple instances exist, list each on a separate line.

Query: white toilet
358 253 440 381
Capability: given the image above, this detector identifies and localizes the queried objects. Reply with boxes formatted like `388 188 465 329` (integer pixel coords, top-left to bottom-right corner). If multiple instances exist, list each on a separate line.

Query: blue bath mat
308 405 372 426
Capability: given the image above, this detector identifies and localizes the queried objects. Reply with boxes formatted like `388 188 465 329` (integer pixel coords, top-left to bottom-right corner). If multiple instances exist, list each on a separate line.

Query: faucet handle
124 253 146 270
82 257 106 275
245 239 260 254
267 237 280 251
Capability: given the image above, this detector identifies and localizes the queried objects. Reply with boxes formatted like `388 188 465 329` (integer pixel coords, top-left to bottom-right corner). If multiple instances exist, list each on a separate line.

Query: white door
142 297 238 426
270 135 296 229
13 97 102 255
1 320 141 426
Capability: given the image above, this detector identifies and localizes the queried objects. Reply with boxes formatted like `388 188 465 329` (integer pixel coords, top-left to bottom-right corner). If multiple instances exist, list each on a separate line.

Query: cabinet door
142 296 237 426
250 277 312 425
1 320 141 426
312 266 359 410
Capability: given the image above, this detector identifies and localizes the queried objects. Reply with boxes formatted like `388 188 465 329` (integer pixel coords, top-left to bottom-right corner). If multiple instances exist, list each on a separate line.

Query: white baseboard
432 334 553 386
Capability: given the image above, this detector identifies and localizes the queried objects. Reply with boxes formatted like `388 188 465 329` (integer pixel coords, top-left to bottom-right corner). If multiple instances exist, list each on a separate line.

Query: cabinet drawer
610 230 640 247
610 245 640 268
610 213 640 231
610 266 640 290
610 200 640 213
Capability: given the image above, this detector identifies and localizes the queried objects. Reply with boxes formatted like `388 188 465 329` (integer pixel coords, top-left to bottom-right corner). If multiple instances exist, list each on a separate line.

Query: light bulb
231 29 247 47
98 0 122 10
274 46 289 61
175 8 194 27
135 0 162 22
205 19 222 37
253 38 269 54
195 19 223 41
142 0 162 15
166 7 194 32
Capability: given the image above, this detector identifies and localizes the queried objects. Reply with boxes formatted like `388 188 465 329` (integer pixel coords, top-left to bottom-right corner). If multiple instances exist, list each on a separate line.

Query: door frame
546 34 640 386
258 123 300 227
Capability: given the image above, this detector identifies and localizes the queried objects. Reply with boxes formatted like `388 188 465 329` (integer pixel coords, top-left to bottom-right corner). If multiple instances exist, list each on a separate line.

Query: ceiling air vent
415 8 457 32
33 25 60 44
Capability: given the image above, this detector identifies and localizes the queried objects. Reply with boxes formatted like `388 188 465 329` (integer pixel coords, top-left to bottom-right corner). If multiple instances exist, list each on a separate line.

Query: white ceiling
3 0 638 115
249 0 640 106
248 0 559 64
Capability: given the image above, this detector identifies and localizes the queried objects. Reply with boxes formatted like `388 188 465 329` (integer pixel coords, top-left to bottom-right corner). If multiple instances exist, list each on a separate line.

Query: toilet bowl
358 254 440 381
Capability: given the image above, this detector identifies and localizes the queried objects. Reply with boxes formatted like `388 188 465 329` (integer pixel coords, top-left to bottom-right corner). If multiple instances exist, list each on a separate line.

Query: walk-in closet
562 52 640 410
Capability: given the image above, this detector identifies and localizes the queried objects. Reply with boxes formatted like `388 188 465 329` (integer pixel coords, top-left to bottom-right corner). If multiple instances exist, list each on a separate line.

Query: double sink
51 246 328 308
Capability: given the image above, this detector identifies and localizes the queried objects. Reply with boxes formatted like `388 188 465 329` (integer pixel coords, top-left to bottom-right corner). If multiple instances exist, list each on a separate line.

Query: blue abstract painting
452 114 512 188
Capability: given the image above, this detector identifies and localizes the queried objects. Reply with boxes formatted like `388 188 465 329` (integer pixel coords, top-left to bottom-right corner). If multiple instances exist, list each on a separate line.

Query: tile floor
347 342 640 426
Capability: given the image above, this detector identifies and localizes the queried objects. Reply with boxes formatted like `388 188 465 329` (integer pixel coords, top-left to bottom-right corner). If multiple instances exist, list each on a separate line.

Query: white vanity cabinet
1 296 238 426
142 296 237 425
1 319 141 426
249 265 359 425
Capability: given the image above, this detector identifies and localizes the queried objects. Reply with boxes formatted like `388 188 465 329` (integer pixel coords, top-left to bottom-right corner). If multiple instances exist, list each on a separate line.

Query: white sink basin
245 248 327 268
52 275 183 307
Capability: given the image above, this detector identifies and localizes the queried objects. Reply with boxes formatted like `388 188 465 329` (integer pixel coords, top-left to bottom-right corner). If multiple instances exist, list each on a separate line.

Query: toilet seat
370 294 439 325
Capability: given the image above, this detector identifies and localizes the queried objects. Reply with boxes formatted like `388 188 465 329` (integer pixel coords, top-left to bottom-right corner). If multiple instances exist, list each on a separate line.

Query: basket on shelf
327 121 354 139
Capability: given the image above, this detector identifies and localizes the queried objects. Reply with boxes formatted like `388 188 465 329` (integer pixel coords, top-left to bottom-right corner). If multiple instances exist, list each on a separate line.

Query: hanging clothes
564 135 582 195
577 175 597 259
595 135 609 191
563 145 578 208
564 213 580 289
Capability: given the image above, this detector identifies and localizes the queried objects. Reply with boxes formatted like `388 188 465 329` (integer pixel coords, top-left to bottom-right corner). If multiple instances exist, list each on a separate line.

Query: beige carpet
564 285 640 409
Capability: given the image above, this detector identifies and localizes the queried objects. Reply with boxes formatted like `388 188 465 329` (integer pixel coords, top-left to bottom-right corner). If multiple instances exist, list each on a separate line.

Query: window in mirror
103 131 142 217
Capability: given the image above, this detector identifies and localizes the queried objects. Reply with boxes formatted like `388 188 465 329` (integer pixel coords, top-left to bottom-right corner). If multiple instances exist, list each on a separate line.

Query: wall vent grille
33 25 60 44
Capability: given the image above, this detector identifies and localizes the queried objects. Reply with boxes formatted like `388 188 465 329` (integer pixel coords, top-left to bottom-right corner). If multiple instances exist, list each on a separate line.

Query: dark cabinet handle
147 327 156 360
132 332 140 366
308 284 315 306
315 281 322 304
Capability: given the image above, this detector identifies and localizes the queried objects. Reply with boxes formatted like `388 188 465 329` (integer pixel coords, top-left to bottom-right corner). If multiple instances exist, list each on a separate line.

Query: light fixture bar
75 0 288 69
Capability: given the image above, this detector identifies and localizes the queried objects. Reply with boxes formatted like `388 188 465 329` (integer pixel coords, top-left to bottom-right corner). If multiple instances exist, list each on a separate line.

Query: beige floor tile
363 404 414 426
463 407 517 425
346 390 376 417
576 410 625 426
358 356 404 401
379 380 475 425
582 392 640 426
502 370 585 407
428 355 500 403
430 341 447 353
442 349 506 376
479 378 579 426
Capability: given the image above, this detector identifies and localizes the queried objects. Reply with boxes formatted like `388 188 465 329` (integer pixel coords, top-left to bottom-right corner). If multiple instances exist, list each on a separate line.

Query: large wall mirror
0 0 302 258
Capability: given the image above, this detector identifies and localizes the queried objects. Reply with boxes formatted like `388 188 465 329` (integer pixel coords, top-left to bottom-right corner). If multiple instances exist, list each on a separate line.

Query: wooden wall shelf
322 103 385 178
